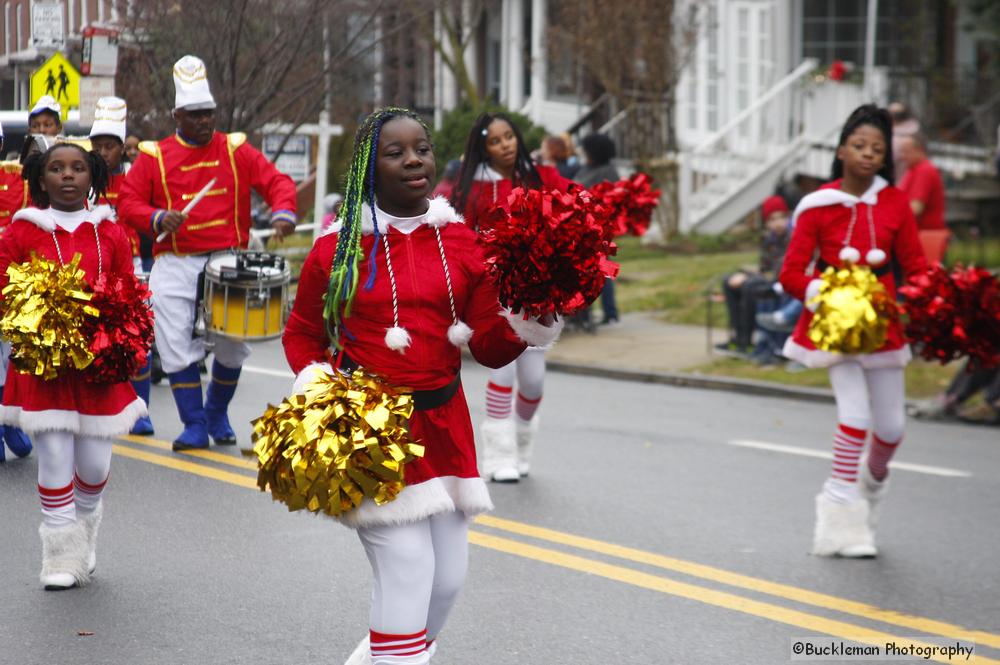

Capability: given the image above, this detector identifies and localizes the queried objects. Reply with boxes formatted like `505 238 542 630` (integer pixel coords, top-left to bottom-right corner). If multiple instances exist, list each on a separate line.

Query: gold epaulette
138 141 160 157
0 161 22 175
227 132 247 149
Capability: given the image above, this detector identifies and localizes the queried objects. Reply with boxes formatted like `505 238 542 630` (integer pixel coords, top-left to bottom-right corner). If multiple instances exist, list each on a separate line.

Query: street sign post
81 27 120 77
30 52 81 121
31 1 65 51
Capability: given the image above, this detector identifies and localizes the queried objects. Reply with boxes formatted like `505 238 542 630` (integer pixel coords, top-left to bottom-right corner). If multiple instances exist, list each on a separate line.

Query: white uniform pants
357 511 469 659
149 253 251 374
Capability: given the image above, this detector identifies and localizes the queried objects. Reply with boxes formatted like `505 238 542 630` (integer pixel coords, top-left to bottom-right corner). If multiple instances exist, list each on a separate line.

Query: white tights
828 363 906 442
35 431 113 528
357 511 469 663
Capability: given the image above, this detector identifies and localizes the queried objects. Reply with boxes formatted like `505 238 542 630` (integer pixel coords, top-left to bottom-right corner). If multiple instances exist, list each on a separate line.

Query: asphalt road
1 340 998 665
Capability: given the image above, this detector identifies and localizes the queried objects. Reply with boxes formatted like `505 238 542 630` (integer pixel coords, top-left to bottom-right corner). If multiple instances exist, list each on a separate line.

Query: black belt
817 259 890 277
338 353 461 412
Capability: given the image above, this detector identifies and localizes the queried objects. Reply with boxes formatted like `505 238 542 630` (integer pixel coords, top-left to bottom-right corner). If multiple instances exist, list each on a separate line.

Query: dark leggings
722 273 773 347
946 360 1000 406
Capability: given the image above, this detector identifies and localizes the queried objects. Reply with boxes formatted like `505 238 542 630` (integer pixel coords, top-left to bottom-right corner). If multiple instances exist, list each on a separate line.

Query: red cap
761 195 789 220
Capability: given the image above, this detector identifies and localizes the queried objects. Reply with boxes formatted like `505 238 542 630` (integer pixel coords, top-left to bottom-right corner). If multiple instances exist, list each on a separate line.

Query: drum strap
338 351 461 412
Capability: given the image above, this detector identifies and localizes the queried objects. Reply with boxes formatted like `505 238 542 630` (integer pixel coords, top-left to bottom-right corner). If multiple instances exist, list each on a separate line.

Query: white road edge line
242 364 295 379
727 439 972 478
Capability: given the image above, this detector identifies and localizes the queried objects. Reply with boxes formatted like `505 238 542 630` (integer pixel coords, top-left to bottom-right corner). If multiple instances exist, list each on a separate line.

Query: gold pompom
0 254 98 380
807 264 898 354
251 370 424 517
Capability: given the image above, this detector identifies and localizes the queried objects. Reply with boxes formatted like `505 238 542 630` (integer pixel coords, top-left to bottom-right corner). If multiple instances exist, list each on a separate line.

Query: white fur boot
515 415 539 477
859 463 890 529
79 502 104 575
479 417 519 483
39 521 90 590
344 635 371 665
812 493 877 558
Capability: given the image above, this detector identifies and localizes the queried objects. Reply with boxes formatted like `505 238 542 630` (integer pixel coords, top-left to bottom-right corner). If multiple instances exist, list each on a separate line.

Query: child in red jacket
284 108 559 665
0 143 145 589
779 105 927 558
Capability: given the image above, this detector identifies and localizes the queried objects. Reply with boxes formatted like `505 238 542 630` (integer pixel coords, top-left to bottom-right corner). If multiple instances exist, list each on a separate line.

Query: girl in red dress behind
449 113 571 483
0 143 146 589
779 105 927 558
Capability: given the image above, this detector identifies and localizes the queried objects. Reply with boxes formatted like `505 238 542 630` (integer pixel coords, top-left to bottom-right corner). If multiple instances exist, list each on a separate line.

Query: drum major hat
89 96 127 142
173 55 217 111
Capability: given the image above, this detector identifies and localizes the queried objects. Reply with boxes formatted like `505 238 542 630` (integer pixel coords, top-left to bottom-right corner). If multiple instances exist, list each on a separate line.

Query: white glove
805 279 823 312
292 362 334 393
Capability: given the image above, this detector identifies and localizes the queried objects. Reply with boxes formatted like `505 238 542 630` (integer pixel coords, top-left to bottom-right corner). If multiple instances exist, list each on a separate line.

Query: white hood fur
12 205 115 233
323 196 463 236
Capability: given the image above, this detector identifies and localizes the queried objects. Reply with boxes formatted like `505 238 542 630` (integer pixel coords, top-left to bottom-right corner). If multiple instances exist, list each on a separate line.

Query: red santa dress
779 176 927 369
0 206 146 435
283 197 560 528
459 163 571 229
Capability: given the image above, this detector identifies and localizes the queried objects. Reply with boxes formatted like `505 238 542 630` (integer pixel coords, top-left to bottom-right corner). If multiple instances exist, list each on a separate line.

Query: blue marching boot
167 363 209 451
130 357 155 436
0 385 31 460
204 361 240 446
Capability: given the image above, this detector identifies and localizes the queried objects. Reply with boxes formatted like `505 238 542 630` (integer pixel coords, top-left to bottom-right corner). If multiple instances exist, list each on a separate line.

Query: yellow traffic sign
30 52 80 121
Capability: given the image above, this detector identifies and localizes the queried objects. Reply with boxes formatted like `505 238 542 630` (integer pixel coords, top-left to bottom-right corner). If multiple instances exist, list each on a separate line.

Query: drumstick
156 177 217 242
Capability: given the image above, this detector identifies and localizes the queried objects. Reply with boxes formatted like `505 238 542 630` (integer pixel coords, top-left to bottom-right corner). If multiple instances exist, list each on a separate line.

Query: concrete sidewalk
542 311 837 403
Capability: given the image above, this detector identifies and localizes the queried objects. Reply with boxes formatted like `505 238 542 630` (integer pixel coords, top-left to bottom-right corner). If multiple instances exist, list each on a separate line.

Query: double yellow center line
114 435 1000 664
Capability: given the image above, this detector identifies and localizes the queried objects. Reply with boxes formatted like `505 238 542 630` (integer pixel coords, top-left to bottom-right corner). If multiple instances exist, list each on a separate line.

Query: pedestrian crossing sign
30 52 80 121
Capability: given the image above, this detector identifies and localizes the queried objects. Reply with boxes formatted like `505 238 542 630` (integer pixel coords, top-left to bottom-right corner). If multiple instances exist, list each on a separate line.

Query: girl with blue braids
283 108 561 665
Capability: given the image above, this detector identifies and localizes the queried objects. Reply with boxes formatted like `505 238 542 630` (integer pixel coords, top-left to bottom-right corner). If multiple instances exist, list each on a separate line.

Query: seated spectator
910 359 1000 425
716 195 791 357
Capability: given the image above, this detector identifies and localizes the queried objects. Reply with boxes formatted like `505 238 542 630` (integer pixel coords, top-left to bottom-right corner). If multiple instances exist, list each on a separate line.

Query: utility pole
314 9 334 242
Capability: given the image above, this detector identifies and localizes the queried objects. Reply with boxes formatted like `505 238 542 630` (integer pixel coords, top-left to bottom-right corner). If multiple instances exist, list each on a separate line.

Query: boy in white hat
118 55 298 451
28 95 63 136
89 96 155 437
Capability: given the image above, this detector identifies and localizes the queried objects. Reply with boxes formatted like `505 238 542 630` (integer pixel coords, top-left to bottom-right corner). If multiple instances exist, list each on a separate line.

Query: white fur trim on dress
0 397 147 437
13 205 115 232
791 176 888 227
447 320 474 346
782 338 912 369
324 197 465 236
501 309 564 349
384 326 412 352
336 475 493 529
292 362 334 393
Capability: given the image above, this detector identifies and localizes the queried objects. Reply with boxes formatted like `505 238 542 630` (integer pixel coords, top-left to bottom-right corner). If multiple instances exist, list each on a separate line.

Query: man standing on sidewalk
118 55 297 452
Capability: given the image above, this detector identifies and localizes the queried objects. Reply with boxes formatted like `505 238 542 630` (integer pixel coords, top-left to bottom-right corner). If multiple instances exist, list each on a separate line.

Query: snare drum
203 251 290 341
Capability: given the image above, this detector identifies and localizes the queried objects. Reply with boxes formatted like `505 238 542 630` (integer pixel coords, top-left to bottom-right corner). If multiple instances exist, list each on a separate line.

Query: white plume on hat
89 96 127 142
173 55 216 111
30 95 62 117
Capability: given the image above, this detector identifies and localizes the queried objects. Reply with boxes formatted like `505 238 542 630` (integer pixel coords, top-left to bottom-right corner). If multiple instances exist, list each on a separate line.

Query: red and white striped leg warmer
73 473 108 514
831 424 867 483
38 482 75 527
514 392 542 422
370 629 428 664
485 382 513 420
866 434 900 482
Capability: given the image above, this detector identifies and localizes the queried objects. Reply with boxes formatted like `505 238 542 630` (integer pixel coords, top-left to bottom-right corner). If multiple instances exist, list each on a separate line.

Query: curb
545 359 837 404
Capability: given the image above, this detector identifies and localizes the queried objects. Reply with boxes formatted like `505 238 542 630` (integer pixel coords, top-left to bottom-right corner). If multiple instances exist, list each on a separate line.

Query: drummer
118 55 297 451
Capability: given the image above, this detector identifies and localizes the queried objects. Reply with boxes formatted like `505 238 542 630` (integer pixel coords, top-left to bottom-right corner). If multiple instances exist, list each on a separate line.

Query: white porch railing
678 59 818 233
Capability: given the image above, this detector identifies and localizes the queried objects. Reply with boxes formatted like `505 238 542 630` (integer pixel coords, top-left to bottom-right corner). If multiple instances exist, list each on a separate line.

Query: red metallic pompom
589 172 661 237
900 264 1000 368
480 186 619 317
82 272 156 384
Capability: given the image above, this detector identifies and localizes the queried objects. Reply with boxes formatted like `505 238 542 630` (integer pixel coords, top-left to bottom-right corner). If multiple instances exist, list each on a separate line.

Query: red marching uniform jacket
0 162 29 230
459 164 571 229
117 132 297 255
99 170 140 257
283 198 529 527
779 178 927 368
0 207 142 435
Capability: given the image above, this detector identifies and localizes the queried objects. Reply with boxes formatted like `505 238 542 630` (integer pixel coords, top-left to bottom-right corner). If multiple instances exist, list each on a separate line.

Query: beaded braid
322 106 431 343
22 143 110 208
